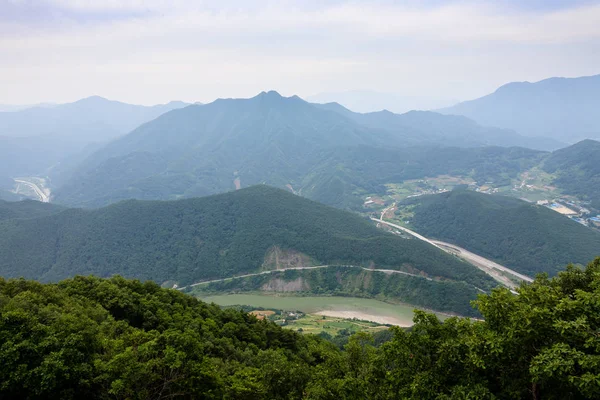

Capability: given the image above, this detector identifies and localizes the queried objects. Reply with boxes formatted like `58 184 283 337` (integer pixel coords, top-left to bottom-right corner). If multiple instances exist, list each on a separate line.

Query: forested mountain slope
542 139 600 211
401 189 600 276
0 186 495 296
0 199 64 221
300 144 545 209
54 91 552 208
439 74 600 143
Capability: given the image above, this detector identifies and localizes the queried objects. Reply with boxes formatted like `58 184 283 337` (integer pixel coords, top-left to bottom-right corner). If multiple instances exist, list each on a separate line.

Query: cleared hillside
401 189 600 276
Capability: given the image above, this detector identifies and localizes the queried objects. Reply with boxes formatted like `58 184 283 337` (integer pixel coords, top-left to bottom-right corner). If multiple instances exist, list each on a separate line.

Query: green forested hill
0 199 65 220
0 186 494 294
542 139 600 211
402 189 600 276
2 259 600 399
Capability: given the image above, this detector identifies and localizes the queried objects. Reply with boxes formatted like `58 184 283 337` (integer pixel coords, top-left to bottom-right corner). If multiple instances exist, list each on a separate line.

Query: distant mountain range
439 74 600 143
401 189 600 276
52 91 556 208
0 185 494 315
314 102 564 150
307 90 456 114
0 96 190 178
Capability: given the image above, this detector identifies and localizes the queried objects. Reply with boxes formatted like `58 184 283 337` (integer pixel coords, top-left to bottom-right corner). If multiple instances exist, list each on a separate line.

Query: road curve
372 217 532 288
14 179 49 203
177 264 432 291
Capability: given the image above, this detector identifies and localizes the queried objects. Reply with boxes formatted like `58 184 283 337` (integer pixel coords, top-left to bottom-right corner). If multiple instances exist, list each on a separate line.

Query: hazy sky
2 0 600 106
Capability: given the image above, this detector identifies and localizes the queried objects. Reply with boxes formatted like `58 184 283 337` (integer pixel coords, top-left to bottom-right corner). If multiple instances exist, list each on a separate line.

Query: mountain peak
254 90 283 99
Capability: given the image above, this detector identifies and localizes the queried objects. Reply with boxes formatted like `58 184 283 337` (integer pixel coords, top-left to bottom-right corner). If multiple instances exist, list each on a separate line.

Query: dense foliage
0 275 324 399
402 189 600 276
3 258 600 399
0 199 64 221
543 139 600 211
193 266 484 317
0 186 493 295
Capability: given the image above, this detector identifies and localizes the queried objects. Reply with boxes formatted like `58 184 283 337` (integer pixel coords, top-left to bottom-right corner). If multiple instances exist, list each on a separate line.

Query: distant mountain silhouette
0 96 190 178
315 102 564 151
439 75 600 143
307 90 456 113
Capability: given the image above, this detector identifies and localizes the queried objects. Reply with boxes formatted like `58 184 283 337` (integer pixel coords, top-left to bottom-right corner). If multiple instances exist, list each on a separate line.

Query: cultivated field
200 294 430 326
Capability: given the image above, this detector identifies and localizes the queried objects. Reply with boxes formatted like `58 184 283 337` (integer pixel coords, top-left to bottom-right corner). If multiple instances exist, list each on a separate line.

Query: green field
200 294 436 326
285 314 389 335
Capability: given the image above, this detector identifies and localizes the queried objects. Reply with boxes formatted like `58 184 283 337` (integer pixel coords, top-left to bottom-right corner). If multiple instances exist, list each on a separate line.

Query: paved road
14 179 49 202
178 264 432 291
372 217 532 288
432 240 533 283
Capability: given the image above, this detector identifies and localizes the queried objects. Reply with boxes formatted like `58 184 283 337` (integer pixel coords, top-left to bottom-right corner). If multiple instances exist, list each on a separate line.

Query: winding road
371 216 533 288
178 264 432 291
14 179 50 203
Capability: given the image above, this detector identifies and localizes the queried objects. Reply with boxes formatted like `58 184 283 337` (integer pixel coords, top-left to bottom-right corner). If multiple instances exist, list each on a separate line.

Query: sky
1 0 599 108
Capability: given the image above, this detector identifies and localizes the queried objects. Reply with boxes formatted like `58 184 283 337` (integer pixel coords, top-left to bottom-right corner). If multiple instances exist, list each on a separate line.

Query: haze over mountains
439 75 600 143
0 96 189 178
307 90 457 114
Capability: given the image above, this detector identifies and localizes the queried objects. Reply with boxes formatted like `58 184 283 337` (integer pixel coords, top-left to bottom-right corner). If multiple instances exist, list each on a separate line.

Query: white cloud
0 1 599 104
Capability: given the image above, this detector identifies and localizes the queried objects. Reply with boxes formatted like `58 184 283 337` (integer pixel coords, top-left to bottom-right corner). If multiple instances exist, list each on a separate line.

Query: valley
2 2 600 397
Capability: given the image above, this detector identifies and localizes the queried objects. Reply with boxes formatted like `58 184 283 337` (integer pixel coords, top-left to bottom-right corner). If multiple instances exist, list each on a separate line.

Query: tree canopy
2 258 600 399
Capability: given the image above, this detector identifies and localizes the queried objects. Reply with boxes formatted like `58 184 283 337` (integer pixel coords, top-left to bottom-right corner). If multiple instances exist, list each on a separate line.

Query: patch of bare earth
233 177 241 190
314 311 412 327
262 246 315 271
382 205 397 219
250 310 276 320
261 277 308 292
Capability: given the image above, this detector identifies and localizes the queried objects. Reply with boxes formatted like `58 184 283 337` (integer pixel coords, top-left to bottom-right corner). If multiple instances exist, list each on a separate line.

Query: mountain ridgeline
439 74 600 143
0 186 495 315
53 91 552 208
401 189 600 276
0 96 189 179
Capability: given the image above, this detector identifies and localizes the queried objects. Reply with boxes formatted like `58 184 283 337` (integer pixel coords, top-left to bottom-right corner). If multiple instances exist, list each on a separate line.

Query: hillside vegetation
542 139 600 211
0 199 64 221
0 186 495 305
401 189 600 276
2 258 600 399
